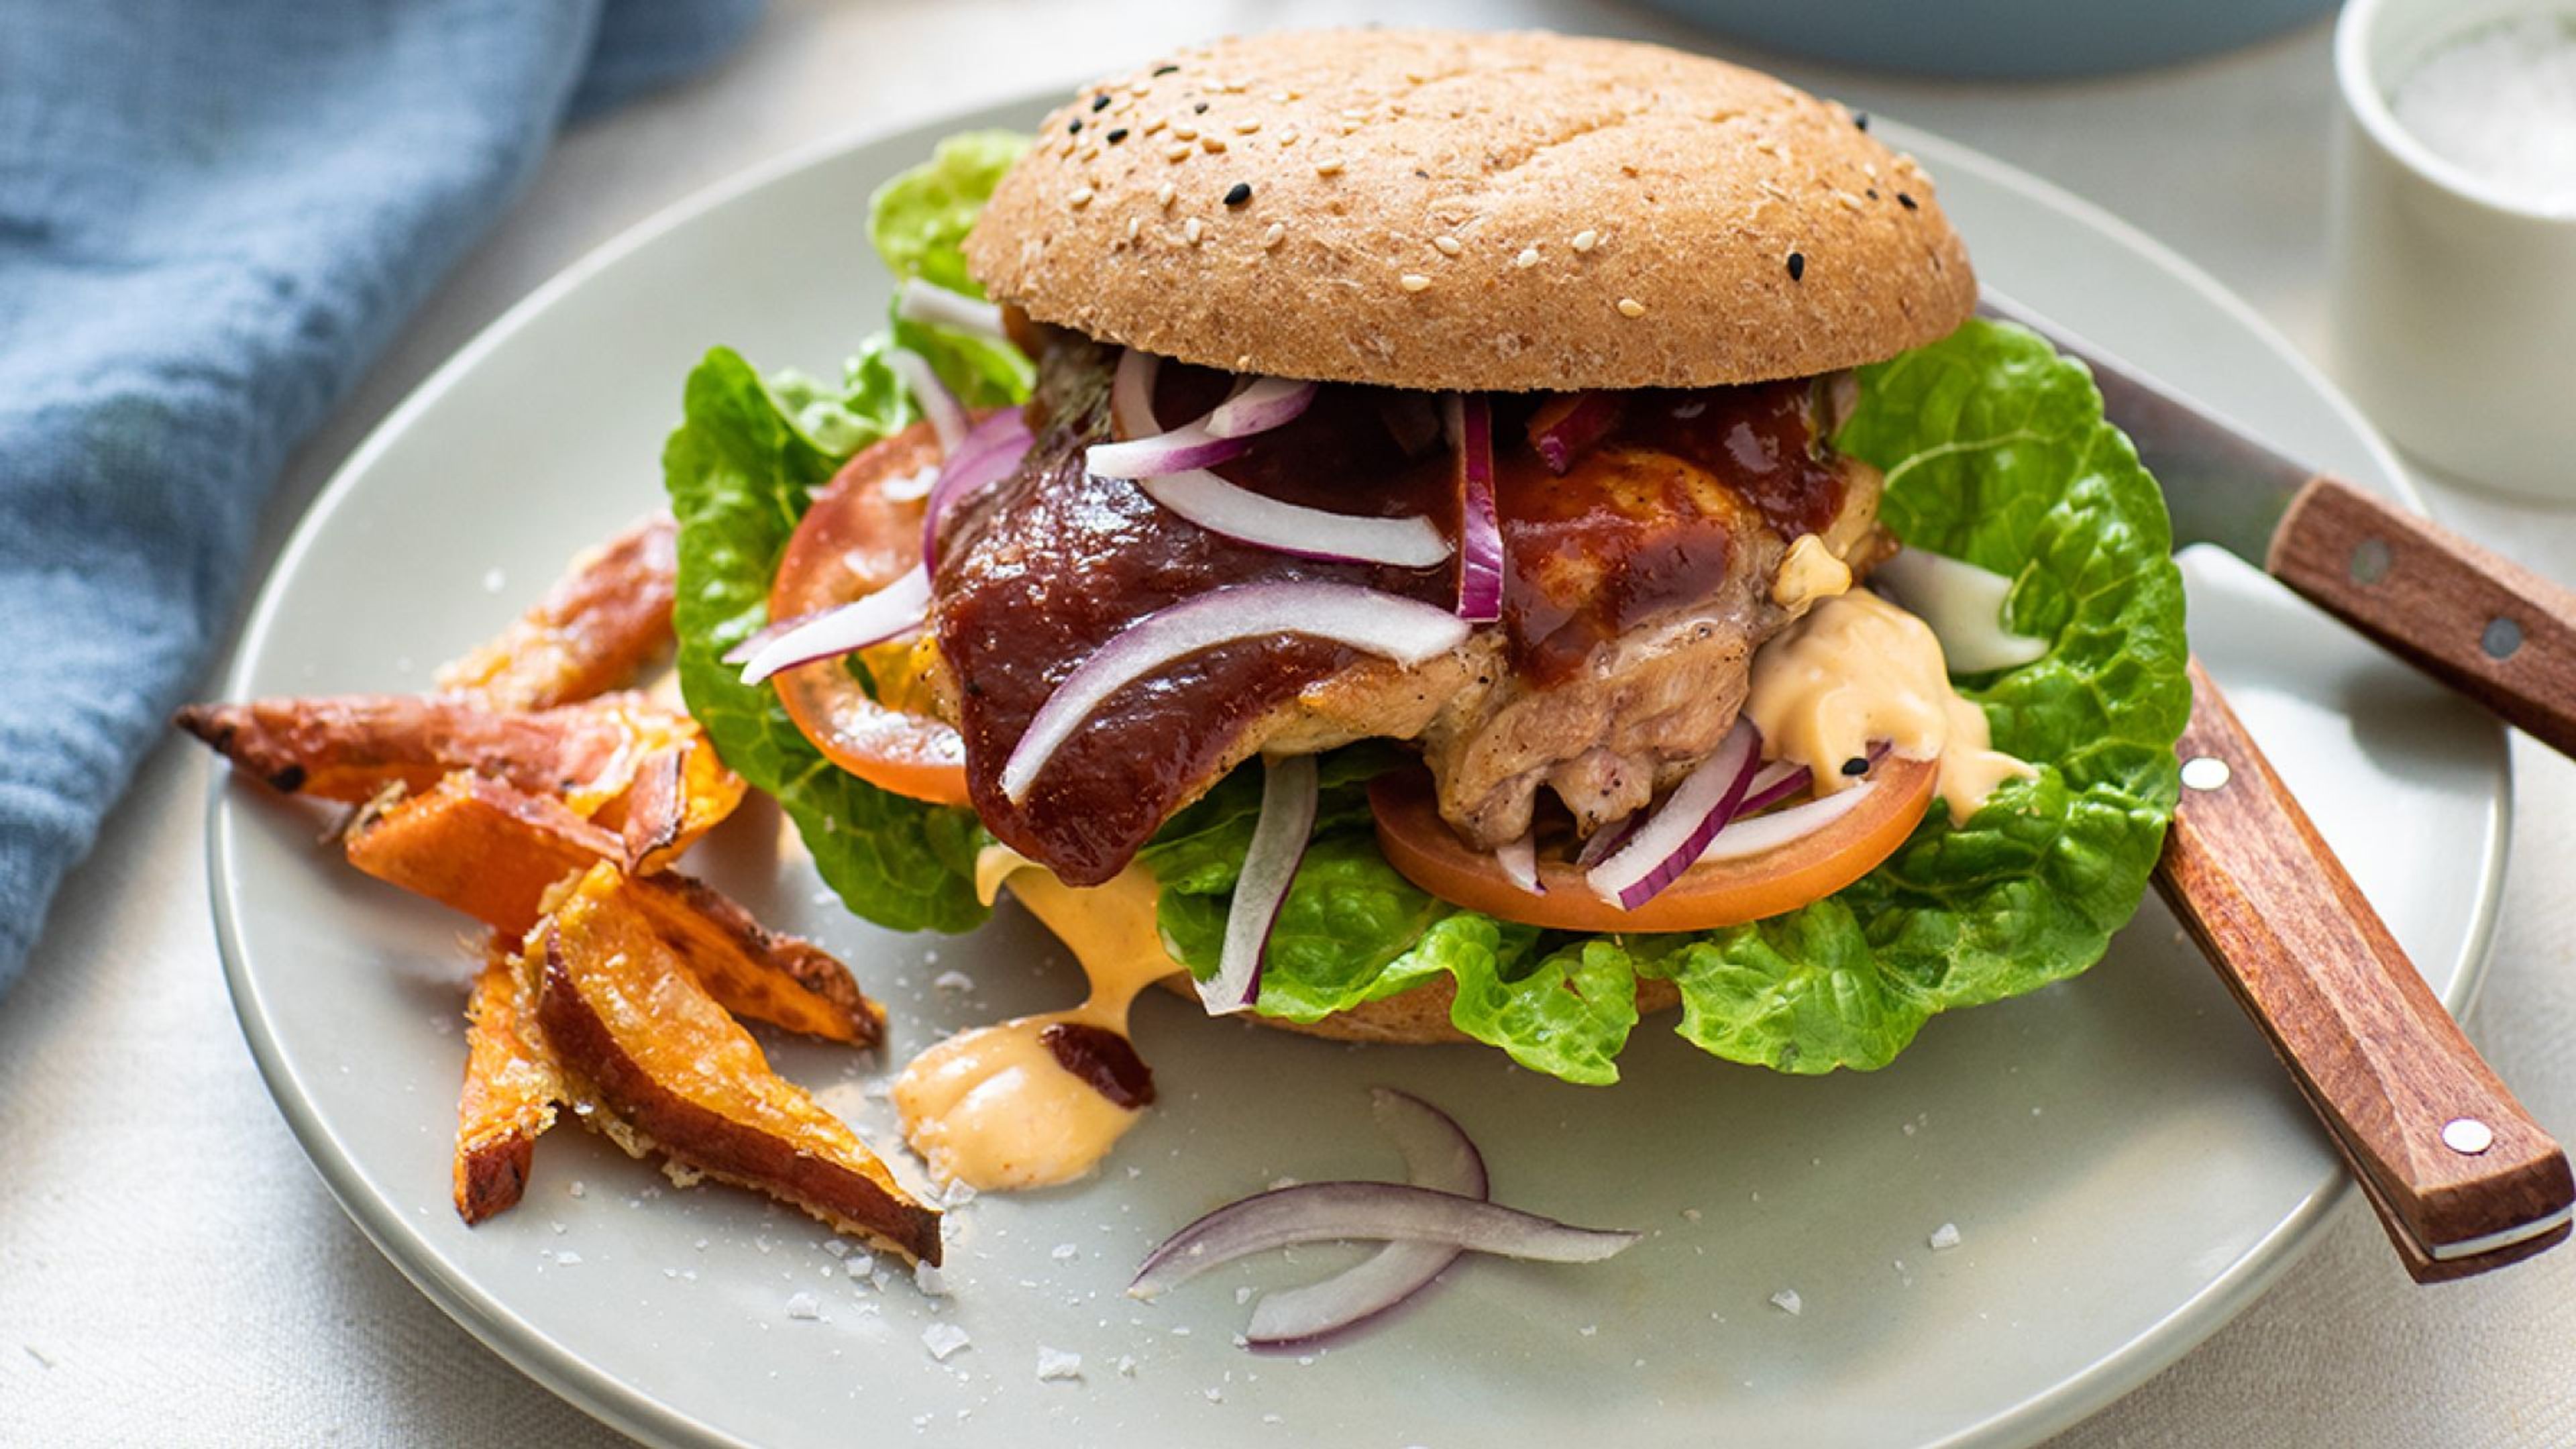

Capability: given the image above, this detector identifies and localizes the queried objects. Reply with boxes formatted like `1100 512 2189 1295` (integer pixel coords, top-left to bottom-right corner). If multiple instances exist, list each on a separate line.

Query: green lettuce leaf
662 133 1034 932
1139 319 2188 1081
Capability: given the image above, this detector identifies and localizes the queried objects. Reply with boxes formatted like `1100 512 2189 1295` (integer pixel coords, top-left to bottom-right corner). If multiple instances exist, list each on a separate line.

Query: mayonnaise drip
1770 533 1854 614
892 848 1177 1191
1746 590 2035 824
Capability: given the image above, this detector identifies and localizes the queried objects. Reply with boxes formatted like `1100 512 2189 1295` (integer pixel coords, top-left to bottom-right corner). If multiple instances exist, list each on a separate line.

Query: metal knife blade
1976 292 2309 566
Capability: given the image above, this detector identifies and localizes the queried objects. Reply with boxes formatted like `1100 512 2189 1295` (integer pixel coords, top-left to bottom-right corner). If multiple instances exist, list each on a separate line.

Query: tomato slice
1367 755 1938 932
767 419 973 805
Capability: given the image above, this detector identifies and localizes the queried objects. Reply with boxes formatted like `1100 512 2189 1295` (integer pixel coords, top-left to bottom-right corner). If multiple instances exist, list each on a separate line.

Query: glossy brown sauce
931 337 1850 884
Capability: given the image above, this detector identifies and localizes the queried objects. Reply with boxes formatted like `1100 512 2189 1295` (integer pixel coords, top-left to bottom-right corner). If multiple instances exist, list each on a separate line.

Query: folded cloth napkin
0 0 763 988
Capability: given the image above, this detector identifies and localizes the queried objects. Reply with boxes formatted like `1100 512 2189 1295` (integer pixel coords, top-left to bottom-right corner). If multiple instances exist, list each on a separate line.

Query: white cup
2328 0 2576 498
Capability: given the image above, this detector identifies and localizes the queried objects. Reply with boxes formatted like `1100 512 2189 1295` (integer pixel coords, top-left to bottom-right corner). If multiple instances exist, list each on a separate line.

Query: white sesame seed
1269 91 1291 103
1127 215 1142 241
1201 136 1227 153
1165 144 1192 162
1571 229 1599 253
1515 246 1542 268
1315 159 1344 177
1156 182 1176 209
1399 272 1431 292
1279 127 1300 146
1234 118 1261 134
1184 217 1204 245
1617 297 1646 318
1143 116 1167 137
1261 222 1286 249
1432 235 1462 256
1172 123 1198 141
1068 187 1094 209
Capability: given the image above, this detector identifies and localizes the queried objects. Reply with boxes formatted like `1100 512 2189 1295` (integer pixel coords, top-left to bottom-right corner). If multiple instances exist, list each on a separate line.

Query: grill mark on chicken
929 336 1881 883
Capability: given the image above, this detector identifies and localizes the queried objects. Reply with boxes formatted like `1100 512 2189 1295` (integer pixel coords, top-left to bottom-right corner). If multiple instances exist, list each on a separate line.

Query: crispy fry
539 863 941 1263
437 515 678 711
619 738 747 874
344 775 879 1044
173 690 741 836
455 942 566 1224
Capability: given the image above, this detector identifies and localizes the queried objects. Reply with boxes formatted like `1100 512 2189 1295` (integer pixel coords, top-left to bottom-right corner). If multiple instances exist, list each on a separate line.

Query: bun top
965 29 1978 392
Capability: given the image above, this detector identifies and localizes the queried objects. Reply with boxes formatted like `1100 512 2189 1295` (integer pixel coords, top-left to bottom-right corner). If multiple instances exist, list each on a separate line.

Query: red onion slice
1574 811 1639 869
886 347 969 455
920 408 1032 570
730 564 930 684
1128 1181 1638 1301
1585 720 1762 909
1444 394 1503 623
1110 347 1161 438
1525 392 1622 475
1493 836 1544 896
1086 419 1254 479
1001 583 1470 804
1739 759 1812 815
1204 376 1318 439
1697 775 1882 863
1206 755 1318 1014
1138 471 1450 568
893 277 1007 341
1245 1089 1488 1348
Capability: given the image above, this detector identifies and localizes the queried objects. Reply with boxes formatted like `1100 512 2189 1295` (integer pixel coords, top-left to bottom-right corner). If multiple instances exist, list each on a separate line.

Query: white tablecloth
5 3 2571 1444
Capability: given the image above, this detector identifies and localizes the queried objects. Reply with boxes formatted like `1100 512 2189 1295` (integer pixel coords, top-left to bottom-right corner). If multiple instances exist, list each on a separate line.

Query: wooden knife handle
2268 476 2576 759
2154 658 2573 1281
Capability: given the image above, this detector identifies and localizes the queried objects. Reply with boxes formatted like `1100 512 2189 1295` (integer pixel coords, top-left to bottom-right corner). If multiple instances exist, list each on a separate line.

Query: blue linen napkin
0 0 763 987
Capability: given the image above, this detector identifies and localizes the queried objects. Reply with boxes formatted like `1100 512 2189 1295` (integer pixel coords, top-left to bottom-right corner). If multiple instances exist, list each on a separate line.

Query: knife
2157 658 2574 1281
1980 293 2576 759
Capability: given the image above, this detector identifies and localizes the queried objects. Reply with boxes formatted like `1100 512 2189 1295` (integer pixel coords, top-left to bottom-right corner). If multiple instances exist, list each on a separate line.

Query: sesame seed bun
965 28 1978 392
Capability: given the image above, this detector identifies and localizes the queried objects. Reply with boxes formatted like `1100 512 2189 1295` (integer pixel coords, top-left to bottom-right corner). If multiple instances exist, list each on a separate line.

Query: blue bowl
1635 0 2339 78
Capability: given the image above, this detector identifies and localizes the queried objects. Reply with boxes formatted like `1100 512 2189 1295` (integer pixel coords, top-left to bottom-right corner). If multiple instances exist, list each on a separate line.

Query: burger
665 30 2186 1167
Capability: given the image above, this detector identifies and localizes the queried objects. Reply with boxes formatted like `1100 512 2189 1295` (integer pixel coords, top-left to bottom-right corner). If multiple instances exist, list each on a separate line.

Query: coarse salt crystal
1052 1243 1080 1262
933 971 974 994
1929 1222 1963 1251
786 1291 822 1321
552 1250 582 1266
922 1323 971 1361
1036 1346 1084 1382
2392 16 2576 213
1769 1288 1803 1316
914 1265 950 1297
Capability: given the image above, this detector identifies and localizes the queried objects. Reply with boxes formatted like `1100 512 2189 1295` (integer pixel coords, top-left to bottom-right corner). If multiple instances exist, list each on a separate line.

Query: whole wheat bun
966 28 1976 392
1149 965 1680 1045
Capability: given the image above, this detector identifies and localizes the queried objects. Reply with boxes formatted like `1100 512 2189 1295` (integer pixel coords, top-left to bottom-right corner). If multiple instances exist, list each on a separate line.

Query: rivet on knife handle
2153 658 2574 1282
2267 478 2576 759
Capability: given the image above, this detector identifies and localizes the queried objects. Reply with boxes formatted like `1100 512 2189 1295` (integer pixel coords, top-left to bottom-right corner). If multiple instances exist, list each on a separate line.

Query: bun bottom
1150 973 1682 1046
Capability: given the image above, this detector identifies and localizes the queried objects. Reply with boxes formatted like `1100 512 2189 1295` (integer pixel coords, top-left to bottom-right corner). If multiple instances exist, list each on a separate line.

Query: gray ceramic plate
207 95 2505 1449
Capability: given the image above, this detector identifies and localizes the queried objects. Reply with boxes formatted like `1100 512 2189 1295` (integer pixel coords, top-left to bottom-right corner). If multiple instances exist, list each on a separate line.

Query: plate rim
203 88 2510 1449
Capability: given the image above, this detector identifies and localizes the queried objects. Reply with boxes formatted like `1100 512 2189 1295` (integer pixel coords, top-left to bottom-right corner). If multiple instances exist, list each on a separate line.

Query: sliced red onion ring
1085 420 1252 479
886 347 969 455
1001 583 1470 804
1205 376 1318 439
920 408 1032 570
1245 1089 1488 1348
1206 755 1318 1014
1128 1181 1638 1301
1110 347 1162 439
1526 392 1621 475
1493 836 1544 896
894 277 1007 341
1138 472 1451 568
730 564 930 685
1574 811 1639 869
1738 759 1811 816
1585 720 1762 909
1444 394 1503 623
1697 775 1881 863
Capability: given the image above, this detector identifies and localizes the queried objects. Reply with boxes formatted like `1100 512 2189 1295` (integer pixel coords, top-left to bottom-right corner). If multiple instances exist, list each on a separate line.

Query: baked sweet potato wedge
176 690 739 840
539 864 941 1263
617 737 747 875
455 943 566 1224
437 515 678 711
343 775 880 1045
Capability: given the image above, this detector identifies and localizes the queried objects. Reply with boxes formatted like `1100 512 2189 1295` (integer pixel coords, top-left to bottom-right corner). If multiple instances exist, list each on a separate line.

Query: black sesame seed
1897 191 1917 211
1106 127 1128 144
1786 251 1807 282
1841 757 1870 777
1193 101 1209 114
1068 118 1082 135
1152 63 1180 76
1222 182 1252 207
1091 93 1112 112
1866 187 1880 200
1852 111 1870 131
